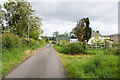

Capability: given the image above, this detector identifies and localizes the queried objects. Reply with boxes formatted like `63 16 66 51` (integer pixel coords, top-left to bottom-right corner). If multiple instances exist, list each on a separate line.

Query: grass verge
2 44 46 76
59 53 118 78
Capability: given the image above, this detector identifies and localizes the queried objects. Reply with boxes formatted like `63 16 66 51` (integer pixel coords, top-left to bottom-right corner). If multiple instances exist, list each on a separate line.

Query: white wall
70 39 78 43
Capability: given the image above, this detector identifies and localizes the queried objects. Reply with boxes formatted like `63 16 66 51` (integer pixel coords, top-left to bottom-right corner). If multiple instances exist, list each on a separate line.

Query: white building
70 39 78 43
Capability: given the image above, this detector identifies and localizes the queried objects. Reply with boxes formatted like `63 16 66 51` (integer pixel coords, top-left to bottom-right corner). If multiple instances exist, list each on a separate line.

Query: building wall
70 39 78 43
56 35 69 41
110 35 120 43
91 31 100 37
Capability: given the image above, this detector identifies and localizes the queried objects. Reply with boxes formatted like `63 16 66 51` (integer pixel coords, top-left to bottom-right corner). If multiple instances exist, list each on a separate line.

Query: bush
39 39 46 44
112 42 120 48
60 42 85 55
54 44 62 52
66 53 118 78
2 33 46 50
104 48 120 55
56 40 69 46
2 33 21 49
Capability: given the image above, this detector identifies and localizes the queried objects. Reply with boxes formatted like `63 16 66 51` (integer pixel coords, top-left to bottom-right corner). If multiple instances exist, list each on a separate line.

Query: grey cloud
30 2 118 36
31 2 117 23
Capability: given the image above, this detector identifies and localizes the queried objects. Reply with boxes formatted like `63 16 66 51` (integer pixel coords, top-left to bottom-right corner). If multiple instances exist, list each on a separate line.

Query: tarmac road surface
5 44 68 78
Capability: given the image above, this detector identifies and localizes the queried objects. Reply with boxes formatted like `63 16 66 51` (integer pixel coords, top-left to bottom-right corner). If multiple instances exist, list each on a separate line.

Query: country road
4 44 68 78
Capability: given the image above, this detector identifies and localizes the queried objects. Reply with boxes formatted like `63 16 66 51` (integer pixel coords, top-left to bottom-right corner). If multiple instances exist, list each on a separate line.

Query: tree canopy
1 0 43 40
71 17 92 42
52 31 59 37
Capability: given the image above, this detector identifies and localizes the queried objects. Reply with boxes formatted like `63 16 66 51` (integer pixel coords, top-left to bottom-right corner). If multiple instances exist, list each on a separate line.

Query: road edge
2 44 47 79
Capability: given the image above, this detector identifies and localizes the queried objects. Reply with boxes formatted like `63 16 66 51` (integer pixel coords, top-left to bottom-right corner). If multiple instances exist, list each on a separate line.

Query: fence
84 41 119 49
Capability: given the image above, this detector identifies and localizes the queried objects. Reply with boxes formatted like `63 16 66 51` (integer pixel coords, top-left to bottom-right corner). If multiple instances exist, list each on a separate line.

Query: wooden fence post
83 40 87 49
104 40 109 49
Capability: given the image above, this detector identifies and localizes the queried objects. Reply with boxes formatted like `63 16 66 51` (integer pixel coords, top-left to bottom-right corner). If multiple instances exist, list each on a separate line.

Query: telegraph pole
28 25 29 42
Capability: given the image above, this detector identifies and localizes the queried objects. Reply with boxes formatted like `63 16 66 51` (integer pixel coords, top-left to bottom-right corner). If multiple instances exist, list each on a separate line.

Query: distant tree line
0 0 43 40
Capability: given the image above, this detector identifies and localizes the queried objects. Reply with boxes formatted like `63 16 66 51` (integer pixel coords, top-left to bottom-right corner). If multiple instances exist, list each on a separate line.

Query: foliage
88 35 104 44
62 53 118 78
2 33 21 49
2 33 46 50
2 0 42 39
39 39 46 44
56 40 70 46
83 18 92 41
104 48 120 55
54 44 62 52
52 31 59 37
2 33 46 75
55 42 85 55
112 42 120 48
72 17 92 42
0 5 5 30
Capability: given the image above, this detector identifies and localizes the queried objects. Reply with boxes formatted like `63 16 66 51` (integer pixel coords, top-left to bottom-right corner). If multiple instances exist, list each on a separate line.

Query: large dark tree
72 19 85 41
83 17 92 41
72 17 92 42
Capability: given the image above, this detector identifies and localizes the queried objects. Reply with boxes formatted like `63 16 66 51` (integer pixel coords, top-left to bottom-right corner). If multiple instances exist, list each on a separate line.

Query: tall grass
85 49 104 55
62 53 118 78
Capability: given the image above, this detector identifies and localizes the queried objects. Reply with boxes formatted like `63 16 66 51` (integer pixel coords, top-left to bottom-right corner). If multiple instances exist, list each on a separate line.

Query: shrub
60 42 85 55
27 38 40 49
2 33 21 49
52 41 56 44
56 40 70 46
39 39 46 44
54 44 62 52
104 48 120 55
112 42 120 48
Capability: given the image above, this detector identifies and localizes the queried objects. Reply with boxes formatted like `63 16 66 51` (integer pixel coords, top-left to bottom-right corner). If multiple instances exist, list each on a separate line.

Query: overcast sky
1 0 119 36
30 1 118 36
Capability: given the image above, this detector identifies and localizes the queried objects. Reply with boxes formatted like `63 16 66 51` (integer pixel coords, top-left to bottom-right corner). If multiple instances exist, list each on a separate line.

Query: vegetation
71 17 92 42
59 52 118 78
85 49 104 55
56 40 70 46
60 42 85 55
54 41 118 78
2 33 46 75
1 0 43 40
52 31 59 37
54 42 85 55
0 0 46 76
104 48 120 55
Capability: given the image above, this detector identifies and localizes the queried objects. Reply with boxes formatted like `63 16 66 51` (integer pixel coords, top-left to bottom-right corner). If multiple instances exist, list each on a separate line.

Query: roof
101 35 110 37
111 33 120 36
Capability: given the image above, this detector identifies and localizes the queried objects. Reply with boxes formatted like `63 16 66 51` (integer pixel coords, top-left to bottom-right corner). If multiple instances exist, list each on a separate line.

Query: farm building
55 34 69 41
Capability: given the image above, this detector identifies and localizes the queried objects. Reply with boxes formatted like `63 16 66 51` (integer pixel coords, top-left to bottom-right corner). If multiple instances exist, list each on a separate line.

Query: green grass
59 53 118 78
59 53 92 66
85 49 104 55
